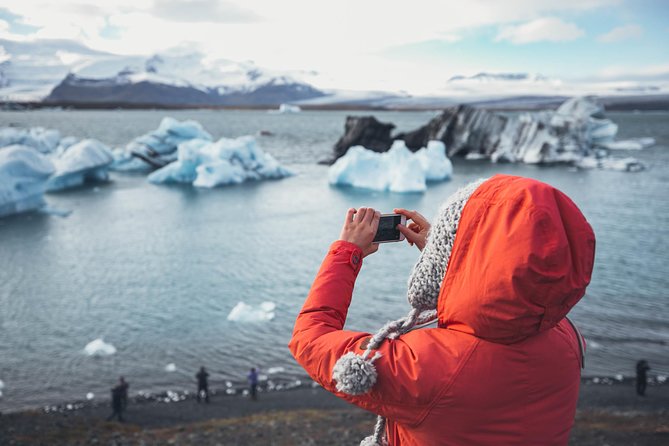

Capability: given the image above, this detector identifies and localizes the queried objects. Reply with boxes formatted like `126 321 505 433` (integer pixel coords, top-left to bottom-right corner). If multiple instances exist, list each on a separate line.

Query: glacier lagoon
0 109 668 412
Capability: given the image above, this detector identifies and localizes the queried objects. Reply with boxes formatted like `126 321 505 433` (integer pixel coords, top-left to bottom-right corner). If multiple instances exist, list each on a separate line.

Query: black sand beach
1 382 667 445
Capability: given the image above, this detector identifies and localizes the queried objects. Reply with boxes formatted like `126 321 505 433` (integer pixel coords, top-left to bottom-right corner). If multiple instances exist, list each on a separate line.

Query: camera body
374 214 407 243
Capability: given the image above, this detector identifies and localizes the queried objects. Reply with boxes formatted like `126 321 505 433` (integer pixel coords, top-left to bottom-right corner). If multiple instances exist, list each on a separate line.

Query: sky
0 0 667 93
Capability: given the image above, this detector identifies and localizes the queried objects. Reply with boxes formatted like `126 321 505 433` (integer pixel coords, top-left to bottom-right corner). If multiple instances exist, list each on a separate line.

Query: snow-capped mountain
448 72 551 83
0 38 325 105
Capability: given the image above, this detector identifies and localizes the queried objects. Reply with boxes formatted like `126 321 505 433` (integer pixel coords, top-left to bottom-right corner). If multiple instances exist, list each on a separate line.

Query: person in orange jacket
289 175 595 445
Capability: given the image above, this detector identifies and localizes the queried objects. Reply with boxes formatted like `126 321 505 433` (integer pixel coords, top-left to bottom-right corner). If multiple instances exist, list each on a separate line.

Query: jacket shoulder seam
412 337 481 427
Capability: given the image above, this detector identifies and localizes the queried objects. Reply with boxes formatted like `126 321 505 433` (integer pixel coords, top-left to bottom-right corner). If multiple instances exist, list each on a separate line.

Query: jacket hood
437 175 596 344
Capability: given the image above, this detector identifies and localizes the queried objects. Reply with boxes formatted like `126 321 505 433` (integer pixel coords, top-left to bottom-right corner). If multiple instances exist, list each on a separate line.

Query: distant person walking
106 384 124 422
636 360 651 396
247 368 258 400
118 376 129 410
196 366 210 403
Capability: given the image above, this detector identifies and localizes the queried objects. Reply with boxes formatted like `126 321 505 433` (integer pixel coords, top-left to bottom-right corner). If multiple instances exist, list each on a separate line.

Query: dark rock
395 104 509 157
329 116 395 163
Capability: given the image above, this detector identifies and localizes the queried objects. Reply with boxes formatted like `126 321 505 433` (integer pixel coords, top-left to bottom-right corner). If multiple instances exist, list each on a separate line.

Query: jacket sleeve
288 240 435 426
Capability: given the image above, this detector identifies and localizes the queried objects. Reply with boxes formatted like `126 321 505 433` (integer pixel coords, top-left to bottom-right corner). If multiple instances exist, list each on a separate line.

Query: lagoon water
0 109 668 412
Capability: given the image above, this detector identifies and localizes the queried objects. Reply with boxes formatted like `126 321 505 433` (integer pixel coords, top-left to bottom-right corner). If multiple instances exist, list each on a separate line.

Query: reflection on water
0 109 668 412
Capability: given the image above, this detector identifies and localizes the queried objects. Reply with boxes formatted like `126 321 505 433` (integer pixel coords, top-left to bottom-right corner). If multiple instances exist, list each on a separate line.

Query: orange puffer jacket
289 175 595 445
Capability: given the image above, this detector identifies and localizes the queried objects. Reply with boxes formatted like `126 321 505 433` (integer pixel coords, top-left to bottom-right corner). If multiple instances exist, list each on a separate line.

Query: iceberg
335 97 654 171
148 135 292 188
0 145 55 217
165 363 177 372
329 140 452 193
83 338 117 356
267 367 285 374
86 392 95 400
227 301 276 322
0 127 61 153
46 139 114 191
112 117 213 171
277 104 301 113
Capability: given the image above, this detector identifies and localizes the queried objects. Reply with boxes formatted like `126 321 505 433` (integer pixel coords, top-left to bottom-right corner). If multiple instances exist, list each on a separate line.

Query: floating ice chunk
147 139 210 184
0 127 61 153
165 363 177 372
279 104 300 113
0 379 4 390
227 301 276 322
601 137 655 151
86 392 95 400
47 139 114 191
149 135 293 188
113 117 213 171
83 338 117 356
576 156 644 172
658 375 667 384
39 206 72 217
329 140 452 193
267 367 285 374
0 145 55 218
415 141 453 182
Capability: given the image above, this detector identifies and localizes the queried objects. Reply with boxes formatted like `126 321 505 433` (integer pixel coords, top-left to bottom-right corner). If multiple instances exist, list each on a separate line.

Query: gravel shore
1 382 667 445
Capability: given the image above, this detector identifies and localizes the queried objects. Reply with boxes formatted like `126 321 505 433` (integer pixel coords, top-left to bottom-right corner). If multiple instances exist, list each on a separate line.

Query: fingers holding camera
339 207 381 257
394 208 430 251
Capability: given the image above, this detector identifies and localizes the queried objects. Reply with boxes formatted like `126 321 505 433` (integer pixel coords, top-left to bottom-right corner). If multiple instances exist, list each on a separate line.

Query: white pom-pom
360 435 380 446
332 351 381 395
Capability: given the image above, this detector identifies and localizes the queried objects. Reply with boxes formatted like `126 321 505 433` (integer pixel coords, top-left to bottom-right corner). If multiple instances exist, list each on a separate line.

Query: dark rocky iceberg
330 97 651 171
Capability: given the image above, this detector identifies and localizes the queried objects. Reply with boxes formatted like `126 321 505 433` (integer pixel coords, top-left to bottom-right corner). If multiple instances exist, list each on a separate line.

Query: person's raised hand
339 207 381 257
394 208 431 251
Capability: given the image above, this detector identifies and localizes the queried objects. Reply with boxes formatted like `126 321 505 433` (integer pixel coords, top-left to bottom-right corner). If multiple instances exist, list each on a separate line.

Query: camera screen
374 215 402 242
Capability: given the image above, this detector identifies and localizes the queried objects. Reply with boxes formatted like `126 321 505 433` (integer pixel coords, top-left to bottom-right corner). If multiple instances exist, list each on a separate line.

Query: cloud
599 62 669 81
597 24 643 43
495 17 585 44
151 0 260 23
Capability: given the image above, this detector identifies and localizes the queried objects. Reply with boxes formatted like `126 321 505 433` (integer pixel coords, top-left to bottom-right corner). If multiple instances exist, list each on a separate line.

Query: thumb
397 224 421 244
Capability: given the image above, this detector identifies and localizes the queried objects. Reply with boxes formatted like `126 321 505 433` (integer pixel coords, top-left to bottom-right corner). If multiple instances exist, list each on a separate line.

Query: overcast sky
0 0 667 92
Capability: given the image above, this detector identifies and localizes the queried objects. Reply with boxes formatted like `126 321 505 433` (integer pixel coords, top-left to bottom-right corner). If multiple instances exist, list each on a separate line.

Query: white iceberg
0 127 61 153
86 392 95 400
267 367 285 374
329 140 452 193
148 135 292 188
46 139 114 191
112 117 213 171
83 338 117 356
227 301 276 322
165 363 177 372
277 104 301 113
0 145 55 217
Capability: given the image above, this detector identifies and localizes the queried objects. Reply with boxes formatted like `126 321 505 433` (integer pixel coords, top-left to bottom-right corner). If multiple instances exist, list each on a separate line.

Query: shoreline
1 381 667 445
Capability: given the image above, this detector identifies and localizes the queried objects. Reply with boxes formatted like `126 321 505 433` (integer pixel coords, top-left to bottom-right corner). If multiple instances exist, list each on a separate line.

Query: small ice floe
267 367 285 374
165 363 177 372
271 104 301 114
586 340 602 349
86 392 95 400
227 301 276 322
329 140 453 193
615 374 624 382
39 205 72 218
0 379 4 398
601 137 655 151
657 375 667 384
83 338 117 356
